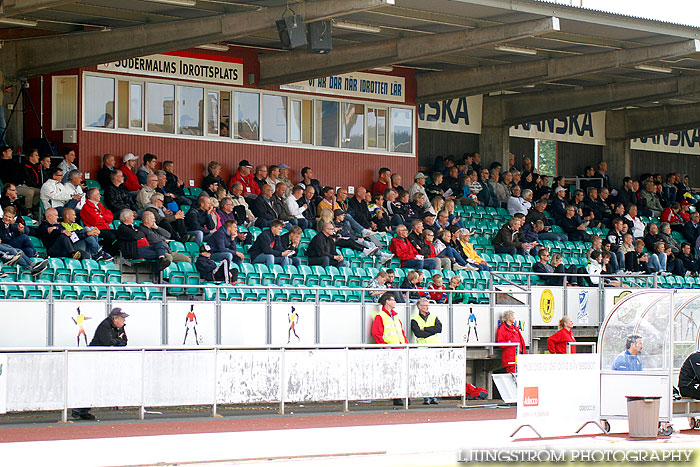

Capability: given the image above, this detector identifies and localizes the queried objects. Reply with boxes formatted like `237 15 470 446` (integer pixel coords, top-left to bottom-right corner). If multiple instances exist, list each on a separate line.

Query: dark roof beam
3 0 393 78
495 74 700 126
606 103 700 140
258 16 559 88
417 39 700 104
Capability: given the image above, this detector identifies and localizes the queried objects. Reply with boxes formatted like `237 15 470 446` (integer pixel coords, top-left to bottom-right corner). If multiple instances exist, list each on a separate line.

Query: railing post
212 348 218 417
344 347 350 413
47 284 54 347
448 289 454 343
404 344 410 410
266 287 272 345
360 289 367 345
279 347 286 415
462 345 467 407
315 287 320 345
139 348 146 420
161 287 168 346
215 286 222 345
62 349 68 422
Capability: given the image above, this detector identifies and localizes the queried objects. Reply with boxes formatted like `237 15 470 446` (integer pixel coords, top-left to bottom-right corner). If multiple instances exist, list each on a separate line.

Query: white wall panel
216 350 281 403
6 353 64 411
66 351 143 407
221 303 266 345
348 349 407 400
167 302 216 346
0 301 47 347
284 349 346 402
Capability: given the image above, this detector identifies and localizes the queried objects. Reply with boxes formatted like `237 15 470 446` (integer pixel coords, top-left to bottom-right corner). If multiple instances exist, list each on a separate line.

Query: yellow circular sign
540 289 555 323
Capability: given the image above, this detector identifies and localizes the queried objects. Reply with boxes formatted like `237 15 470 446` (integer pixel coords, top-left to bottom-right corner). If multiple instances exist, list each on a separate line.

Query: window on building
146 82 175 134
290 99 313 144
129 83 143 129
316 100 339 148
220 90 231 138
262 94 288 143
85 75 114 128
207 91 219 136
390 107 412 153
341 103 364 149
367 107 386 150
535 139 557 176
178 85 204 136
234 91 259 140
53 75 77 130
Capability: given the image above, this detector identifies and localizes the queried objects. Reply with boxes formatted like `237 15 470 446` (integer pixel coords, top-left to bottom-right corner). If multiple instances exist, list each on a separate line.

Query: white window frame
52 75 78 131
81 71 416 157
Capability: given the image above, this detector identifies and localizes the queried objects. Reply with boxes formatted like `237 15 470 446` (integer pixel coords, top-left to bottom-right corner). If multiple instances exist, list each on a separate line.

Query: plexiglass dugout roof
599 291 700 373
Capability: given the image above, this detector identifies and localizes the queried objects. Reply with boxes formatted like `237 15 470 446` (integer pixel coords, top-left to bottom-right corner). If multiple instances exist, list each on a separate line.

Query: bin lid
625 396 662 401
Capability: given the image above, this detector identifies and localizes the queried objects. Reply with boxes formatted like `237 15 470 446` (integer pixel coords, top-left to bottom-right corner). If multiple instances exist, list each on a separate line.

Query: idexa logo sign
417 96 483 134
523 387 539 407
509 112 606 146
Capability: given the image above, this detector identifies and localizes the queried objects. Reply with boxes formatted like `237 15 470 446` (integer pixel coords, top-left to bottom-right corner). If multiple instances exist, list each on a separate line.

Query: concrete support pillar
602 139 631 189
480 96 510 167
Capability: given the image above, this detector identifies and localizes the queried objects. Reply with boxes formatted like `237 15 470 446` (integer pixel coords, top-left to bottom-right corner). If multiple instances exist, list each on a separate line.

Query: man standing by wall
411 297 442 405
72 308 128 420
372 292 408 406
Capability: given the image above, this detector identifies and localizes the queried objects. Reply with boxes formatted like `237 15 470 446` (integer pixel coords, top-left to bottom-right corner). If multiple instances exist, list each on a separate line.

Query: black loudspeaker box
276 15 307 49
307 20 332 54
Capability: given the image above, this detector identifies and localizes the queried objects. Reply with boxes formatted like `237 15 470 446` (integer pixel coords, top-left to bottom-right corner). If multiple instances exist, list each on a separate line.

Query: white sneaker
453 263 468 271
362 246 379 257
380 253 394 265
464 264 479 271
361 229 374 238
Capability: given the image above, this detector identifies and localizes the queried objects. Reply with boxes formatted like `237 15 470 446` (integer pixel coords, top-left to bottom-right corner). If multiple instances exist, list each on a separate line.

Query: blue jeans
403 258 437 270
253 253 298 267
211 251 233 263
0 244 31 268
539 232 568 242
648 253 664 273
440 246 467 266
138 242 167 261
289 217 308 229
8 234 35 258
75 236 101 256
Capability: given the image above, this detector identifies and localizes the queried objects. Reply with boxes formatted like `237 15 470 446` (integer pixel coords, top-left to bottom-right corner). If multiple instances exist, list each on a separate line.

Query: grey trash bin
626 396 661 438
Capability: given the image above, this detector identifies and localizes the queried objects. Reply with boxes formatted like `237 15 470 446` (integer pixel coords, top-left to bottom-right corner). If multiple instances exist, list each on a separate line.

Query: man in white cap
408 172 428 202
121 153 141 192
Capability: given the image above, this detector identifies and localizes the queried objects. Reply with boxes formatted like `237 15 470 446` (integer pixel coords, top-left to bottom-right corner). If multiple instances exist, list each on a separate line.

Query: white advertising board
271 303 315 345
98 51 243 86
221 303 266 345
517 353 600 436
631 130 700 155
319 303 363 344
417 96 483 134
567 287 600 326
0 301 47 347
600 373 669 419
0 354 6 414
452 305 490 345
509 112 606 146
281 72 405 103
167 302 216 346
111 301 161 346
53 301 106 347
529 286 563 327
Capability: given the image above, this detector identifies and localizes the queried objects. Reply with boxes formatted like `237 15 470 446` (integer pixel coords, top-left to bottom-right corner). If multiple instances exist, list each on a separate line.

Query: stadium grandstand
2 0 700 462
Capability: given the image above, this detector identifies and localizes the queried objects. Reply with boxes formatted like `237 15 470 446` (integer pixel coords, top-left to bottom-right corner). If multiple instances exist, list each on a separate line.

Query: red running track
0 408 516 444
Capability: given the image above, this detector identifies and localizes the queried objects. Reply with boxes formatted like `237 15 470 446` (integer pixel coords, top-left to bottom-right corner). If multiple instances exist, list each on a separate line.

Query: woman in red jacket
547 316 576 354
495 309 526 373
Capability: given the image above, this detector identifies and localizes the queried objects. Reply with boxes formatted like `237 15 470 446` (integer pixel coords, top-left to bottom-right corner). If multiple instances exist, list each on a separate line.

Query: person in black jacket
347 187 372 229
116 209 170 271
185 195 217 244
532 249 580 286
248 219 297 267
682 211 700 244
207 220 244 266
678 350 700 399
250 184 280 228
96 153 116 190
195 243 238 283
103 169 137 215
559 206 590 242
38 208 85 259
162 160 192 206
71 307 129 420
306 221 348 268
202 161 228 197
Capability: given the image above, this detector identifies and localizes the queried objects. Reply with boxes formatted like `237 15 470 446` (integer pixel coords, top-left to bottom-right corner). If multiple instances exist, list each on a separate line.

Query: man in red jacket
390 224 428 269
81 188 117 254
228 159 260 198
120 153 142 192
